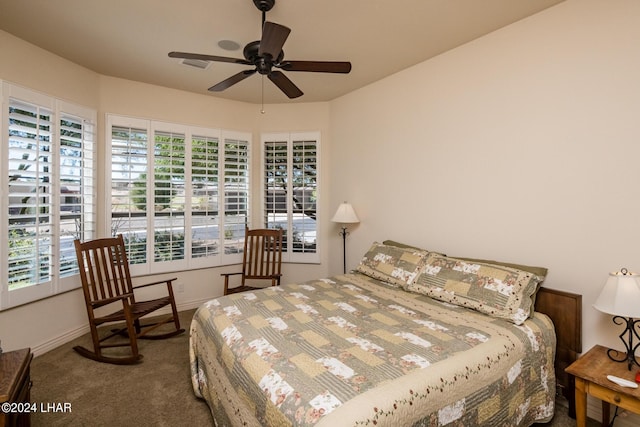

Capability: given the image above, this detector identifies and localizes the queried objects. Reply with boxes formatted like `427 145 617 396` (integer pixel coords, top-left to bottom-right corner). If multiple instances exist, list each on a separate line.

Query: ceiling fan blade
208 70 257 92
279 61 352 74
259 22 291 59
169 51 251 65
268 71 303 99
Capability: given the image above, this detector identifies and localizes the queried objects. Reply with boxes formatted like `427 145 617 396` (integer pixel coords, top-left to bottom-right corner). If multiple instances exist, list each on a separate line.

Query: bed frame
534 287 582 418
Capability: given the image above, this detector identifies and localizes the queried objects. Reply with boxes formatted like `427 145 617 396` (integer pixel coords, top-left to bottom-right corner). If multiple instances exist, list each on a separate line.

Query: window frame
106 115 251 276
1 81 97 310
261 131 320 264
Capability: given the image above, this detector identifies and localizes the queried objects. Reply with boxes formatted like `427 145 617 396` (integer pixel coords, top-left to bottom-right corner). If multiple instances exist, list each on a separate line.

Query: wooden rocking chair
73 234 184 364
222 227 283 295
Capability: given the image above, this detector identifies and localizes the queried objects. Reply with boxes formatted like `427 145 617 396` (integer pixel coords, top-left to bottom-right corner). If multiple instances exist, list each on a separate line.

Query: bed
190 242 581 426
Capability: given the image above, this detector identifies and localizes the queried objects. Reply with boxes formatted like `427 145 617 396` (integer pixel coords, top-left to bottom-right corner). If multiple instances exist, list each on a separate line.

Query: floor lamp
331 202 360 274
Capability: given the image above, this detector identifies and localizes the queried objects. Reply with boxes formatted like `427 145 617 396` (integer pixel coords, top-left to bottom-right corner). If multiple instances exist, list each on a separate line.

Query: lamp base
339 226 348 274
608 316 640 370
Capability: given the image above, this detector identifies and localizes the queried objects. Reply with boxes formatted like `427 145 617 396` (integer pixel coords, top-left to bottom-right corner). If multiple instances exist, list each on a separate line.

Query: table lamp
593 268 640 370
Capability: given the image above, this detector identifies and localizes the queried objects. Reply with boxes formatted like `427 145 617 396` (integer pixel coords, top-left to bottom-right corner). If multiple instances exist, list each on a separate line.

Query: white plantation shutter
110 123 149 265
262 132 319 263
153 130 186 262
264 138 288 237
58 111 96 279
2 82 97 309
223 136 250 256
7 100 54 289
107 116 251 272
291 138 317 255
191 134 220 259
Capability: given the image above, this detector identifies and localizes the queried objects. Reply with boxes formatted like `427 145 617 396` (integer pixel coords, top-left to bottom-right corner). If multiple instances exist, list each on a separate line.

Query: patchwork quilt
190 273 556 426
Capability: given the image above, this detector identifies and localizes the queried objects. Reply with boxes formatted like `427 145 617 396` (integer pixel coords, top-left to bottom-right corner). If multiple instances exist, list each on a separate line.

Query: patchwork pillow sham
452 256 548 318
406 253 544 325
356 242 429 287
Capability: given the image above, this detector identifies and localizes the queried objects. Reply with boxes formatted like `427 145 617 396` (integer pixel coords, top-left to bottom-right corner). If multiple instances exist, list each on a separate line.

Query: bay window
107 115 250 274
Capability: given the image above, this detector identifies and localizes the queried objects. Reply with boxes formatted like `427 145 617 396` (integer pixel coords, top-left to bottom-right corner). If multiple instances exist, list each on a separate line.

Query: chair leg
167 282 182 332
124 309 140 359
73 319 143 365
170 299 181 332
89 322 102 358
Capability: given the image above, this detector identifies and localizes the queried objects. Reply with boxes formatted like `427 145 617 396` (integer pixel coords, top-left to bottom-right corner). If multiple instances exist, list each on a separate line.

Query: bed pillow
406 253 544 325
356 242 429 287
452 256 548 318
451 256 547 278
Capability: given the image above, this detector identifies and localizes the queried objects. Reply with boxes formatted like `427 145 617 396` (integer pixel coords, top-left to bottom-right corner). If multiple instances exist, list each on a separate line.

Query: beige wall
328 3 640 421
330 0 640 359
0 30 331 353
0 31 99 108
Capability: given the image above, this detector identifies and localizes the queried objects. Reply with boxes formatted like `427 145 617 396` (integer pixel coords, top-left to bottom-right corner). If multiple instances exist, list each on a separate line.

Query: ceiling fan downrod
253 0 275 26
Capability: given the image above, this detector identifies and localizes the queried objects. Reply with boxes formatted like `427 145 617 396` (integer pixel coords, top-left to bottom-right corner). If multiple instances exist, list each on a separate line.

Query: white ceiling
0 0 564 104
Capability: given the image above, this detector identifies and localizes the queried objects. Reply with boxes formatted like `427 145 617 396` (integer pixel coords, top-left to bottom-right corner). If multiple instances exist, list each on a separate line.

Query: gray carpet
30 309 596 426
31 309 212 426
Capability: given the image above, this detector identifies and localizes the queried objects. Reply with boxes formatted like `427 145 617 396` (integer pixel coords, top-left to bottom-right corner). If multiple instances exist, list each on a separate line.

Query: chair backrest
74 234 135 305
242 228 283 282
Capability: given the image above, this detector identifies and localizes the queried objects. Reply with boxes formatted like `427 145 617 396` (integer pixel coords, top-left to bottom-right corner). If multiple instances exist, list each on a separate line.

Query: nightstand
566 345 640 427
0 348 33 427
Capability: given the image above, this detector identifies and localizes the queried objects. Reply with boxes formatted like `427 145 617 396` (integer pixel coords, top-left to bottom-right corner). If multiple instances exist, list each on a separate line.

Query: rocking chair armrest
90 293 134 308
221 272 243 278
132 277 178 290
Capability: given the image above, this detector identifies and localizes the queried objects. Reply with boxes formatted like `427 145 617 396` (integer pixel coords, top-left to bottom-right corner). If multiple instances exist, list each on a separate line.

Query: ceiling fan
168 0 351 99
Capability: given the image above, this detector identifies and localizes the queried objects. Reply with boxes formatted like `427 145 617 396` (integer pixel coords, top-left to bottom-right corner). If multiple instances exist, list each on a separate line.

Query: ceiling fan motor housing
244 40 283 74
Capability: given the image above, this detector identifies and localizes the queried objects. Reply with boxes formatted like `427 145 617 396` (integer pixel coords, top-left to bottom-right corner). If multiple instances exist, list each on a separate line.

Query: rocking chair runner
222 227 283 295
73 234 184 364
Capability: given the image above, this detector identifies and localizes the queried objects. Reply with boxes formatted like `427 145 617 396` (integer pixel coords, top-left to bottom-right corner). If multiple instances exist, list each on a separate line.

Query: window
107 115 250 275
263 132 319 263
1 82 96 310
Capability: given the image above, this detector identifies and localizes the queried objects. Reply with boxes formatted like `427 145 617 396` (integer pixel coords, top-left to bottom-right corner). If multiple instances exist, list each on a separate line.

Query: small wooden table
0 348 33 427
566 345 640 427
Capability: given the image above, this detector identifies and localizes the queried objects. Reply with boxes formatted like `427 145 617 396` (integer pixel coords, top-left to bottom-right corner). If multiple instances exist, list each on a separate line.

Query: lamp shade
594 269 640 319
331 202 359 224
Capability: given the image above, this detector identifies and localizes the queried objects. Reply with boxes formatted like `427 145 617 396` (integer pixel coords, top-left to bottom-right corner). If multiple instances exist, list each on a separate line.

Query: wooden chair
222 227 283 295
73 234 184 364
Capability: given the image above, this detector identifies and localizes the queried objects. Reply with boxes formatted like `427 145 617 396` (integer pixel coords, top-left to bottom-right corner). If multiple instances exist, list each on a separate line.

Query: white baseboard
32 324 90 357
31 297 213 357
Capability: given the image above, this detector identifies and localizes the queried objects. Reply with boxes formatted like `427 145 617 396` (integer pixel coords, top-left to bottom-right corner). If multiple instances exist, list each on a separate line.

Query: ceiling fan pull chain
261 76 266 114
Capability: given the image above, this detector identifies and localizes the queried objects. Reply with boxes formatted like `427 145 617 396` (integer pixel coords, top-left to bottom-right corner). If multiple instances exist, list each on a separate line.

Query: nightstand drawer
589 382 640 413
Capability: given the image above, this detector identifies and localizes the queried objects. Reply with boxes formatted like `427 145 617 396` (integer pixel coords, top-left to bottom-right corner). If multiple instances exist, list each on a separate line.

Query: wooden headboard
534 287 582 417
